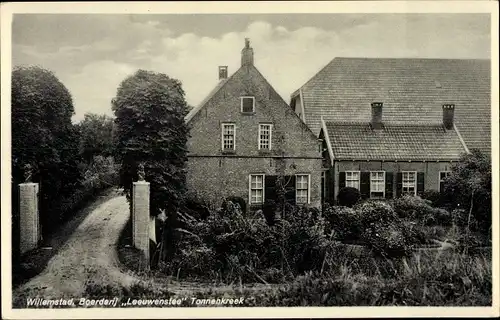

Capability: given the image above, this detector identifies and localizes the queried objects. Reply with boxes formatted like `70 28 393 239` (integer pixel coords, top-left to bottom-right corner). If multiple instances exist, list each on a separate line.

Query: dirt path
13 191 279 307
13 192 139 303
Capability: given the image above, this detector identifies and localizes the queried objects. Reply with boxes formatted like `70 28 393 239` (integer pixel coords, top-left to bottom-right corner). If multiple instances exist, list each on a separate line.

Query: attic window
241 96 255 113
435 80 442 88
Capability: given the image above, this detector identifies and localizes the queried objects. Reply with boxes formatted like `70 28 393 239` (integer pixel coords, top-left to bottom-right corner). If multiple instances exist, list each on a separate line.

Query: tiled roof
185 79 228 122
324 121 467 161
297 58 491 154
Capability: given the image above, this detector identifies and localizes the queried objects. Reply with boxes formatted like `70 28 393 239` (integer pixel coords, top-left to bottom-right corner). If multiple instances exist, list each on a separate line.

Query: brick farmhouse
185 39 323 209
290 57 491 203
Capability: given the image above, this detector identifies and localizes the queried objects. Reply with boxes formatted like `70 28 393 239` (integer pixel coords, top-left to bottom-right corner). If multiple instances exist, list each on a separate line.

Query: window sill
241 112 256 116
258 149 271 155
221 150 236 155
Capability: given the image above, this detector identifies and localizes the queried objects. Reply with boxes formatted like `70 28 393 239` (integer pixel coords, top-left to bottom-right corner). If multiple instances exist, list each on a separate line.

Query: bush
262 199 277 226
323 206 361 241
421 190 442 207
355 200 397 226
393 195 452 226
337 187 361 207
181 193 211 221
354 200 413 257
161 202 333 283
222 196 247 214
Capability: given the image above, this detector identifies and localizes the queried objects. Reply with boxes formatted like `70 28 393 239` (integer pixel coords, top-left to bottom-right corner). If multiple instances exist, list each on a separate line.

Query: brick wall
187 156 322 208
187 65 321 209
327 160 454 202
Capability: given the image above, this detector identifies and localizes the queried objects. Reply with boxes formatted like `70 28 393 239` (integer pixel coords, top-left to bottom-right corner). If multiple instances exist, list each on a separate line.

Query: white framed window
241 96 255 113
439 171 451 192
296 174 310 204
345 171 360 190
221 123 235 151
249 174 265 204
258 124 272 150
402 171 417 196
370 171 385 199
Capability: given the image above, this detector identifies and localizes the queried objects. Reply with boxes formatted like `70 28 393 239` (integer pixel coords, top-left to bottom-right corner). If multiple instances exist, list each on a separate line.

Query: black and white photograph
1 1 498 319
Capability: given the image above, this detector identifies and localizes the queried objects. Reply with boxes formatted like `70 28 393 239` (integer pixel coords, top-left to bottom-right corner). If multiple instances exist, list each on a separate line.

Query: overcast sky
12 13 491 122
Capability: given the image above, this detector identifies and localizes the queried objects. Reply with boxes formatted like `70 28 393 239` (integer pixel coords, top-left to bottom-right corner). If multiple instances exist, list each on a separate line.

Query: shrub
355 200 397 226
421 190 442 207
393 195 452 226
337 187 361 207
162 202 333 284
181 193 211 221
223 196 247 214
262 199 277 226
323 206 361 241
354 200 414 256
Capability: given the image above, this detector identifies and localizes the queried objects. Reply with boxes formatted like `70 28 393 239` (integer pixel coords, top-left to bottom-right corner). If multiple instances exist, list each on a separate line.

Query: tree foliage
11 66 81 235
76 113 116 163
443 149 491 231
112 69 190 259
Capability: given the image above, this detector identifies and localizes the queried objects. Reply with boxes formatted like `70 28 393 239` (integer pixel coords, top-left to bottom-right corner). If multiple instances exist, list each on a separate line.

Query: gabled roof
294 57 491 154
322 121 467 161
185 63 318 141
185 78 229 122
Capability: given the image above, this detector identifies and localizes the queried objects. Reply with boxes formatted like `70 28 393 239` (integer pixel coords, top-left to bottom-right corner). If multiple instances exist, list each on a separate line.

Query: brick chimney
241 38 254 67
442 104 455 130
218 66 228 80
371 102 383 130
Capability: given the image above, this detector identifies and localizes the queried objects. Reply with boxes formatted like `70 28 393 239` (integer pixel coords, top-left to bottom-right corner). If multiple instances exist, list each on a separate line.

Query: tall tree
443 149 491 232
76 113 116 163
11 66 81 235
112 69 190 260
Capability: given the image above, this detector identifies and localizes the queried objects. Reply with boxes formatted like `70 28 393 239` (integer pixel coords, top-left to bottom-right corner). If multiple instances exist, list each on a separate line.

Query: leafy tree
11 66 81 236
443 149 491 232
112 69 190 261
76 113 116 163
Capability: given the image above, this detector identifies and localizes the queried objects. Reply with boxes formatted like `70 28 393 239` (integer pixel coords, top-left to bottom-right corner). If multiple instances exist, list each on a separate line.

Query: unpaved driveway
13 192 138 303
13 190 278 307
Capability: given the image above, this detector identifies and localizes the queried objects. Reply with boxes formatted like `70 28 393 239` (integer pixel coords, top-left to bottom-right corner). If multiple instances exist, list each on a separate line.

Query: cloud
12 15 490 123
61 60 136 120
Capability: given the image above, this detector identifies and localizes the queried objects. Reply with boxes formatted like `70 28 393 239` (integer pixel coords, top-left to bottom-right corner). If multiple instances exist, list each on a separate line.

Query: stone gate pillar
19 182 39 254
132 180 150 268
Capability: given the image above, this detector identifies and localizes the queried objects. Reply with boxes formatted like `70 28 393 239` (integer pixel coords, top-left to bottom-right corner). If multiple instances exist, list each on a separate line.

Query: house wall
187 65 322 209
327 160 454 203
187 157 322 208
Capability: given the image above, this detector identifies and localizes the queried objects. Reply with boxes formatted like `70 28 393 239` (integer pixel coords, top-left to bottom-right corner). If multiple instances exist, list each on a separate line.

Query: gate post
19 182 39 254
132 177 150 269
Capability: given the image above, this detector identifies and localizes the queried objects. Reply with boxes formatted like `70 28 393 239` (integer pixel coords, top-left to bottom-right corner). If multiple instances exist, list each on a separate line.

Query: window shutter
338 172 346 189
284 175 296 205
396 172 403 198
385 172 394 199
417 172 425 196
265 175 278 203
360 172 370 199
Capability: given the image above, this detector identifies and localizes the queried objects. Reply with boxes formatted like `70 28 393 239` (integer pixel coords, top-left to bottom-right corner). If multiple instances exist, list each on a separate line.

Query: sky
12 13 491 123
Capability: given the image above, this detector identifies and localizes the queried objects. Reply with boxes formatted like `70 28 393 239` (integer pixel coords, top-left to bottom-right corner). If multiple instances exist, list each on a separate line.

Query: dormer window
241 96 255 113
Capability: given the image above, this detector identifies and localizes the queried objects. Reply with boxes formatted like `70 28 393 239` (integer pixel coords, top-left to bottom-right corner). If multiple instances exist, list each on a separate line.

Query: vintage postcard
1 1 499 319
